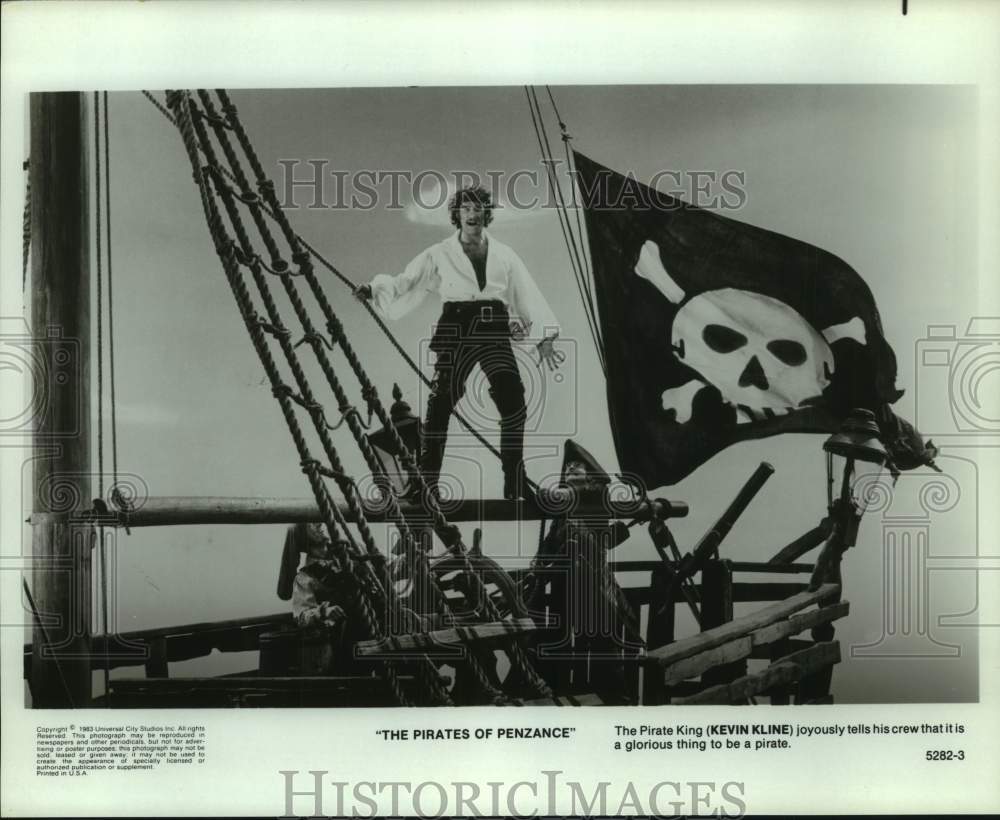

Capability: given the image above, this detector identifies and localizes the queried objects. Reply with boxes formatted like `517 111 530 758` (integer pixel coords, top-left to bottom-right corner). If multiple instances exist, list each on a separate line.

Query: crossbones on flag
574 151 906 487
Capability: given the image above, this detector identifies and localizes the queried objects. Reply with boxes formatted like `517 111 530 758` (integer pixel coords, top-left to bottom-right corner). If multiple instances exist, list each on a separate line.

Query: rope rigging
200 90 505 703
524 86 606 375
22 160 31 289
140 89 540 486
166 89 552 704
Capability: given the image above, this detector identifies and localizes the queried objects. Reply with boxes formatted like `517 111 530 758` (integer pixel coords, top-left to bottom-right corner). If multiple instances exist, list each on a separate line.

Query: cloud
403 178 542 227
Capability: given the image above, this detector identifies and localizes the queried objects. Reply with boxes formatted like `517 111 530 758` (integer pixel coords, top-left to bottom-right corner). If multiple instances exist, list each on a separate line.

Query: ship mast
29 92 93 707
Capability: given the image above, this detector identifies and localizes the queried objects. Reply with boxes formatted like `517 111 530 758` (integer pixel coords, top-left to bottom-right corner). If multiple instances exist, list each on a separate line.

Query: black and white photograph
2 2 998 817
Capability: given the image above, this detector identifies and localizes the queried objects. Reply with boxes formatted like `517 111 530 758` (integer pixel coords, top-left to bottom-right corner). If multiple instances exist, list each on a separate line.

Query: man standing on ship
357 185 563 501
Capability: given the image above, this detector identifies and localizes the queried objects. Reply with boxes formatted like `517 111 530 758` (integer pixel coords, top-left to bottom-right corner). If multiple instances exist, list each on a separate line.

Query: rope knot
293 331 334 351
272 383 295 400
255 316 291 339
360 384 378 425
326 317 344 342
299 457 324 477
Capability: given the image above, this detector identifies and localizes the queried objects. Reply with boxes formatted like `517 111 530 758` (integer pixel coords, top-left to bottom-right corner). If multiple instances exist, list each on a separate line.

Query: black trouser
422 301 527 492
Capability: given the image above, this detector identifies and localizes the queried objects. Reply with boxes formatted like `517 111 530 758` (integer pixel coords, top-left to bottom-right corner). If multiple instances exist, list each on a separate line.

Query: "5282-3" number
926 750 965 761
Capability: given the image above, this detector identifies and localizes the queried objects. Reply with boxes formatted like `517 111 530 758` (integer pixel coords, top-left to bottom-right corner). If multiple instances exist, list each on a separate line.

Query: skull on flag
573 150 903 486
634 239 867 424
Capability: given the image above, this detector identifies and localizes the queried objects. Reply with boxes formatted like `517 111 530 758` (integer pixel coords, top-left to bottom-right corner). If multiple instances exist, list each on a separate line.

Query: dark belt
440 300 508 324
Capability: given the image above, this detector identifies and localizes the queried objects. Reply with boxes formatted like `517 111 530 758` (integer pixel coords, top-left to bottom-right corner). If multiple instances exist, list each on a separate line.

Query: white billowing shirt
369 231 561 343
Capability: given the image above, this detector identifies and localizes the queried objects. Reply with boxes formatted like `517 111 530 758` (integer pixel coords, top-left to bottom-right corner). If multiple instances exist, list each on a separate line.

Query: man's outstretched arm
356 247 438 320
507 250 564 370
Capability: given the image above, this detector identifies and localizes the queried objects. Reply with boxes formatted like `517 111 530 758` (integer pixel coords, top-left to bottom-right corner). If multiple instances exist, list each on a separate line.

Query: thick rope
201 90 507 704
215 89 550 698
525 86 605 374
140 90 517 474
22 160 31 289
544 86 602 358
186 95 448 706
168 90 436 707
195 92 459 706
535 86 602 358
155 88 548 701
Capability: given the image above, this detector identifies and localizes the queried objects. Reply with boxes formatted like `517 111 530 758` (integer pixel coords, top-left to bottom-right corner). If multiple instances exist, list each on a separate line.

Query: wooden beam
29 92 92 708
356 618 536 657
768 520 832 564
24 612 294 677
644 583 840 667
94 494 686 527
659 601 849 685
751 600 849 646
674 641 841 705
664 636 752 686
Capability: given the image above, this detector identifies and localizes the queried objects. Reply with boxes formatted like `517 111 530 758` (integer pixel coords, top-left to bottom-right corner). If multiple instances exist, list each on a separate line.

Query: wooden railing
23 558 846 708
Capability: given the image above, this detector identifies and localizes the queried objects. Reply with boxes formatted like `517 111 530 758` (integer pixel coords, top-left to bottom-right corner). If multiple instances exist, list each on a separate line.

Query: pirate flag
574 151 905 487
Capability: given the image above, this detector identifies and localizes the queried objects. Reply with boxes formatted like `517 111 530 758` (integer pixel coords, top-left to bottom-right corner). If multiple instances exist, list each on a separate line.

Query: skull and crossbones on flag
574 151 905 487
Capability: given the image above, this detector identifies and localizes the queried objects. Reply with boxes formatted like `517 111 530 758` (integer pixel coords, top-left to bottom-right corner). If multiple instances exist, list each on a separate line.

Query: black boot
420 375 453 508
502 460 534 502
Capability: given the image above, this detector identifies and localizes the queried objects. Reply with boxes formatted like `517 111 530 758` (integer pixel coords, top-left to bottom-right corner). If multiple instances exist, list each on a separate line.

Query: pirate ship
23 89 892 708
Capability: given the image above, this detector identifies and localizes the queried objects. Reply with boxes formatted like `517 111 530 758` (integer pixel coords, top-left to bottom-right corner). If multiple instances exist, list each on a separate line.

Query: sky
30 84 987 703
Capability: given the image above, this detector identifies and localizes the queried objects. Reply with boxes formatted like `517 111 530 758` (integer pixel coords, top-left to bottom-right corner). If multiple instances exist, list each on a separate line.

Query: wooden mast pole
29 92 92 707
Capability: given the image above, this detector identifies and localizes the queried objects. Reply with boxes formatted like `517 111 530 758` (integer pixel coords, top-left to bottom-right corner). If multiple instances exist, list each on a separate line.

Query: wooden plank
674 641 841 705
609 560 667 574
727 561 814 574
768 521 832 565
751 638 812 660
751 600 849 646
732 582 807 602
645 584 839 667
664 637 753 686
93 612 293 646
356 618 535 657
23 612 296 677
647 601 848 687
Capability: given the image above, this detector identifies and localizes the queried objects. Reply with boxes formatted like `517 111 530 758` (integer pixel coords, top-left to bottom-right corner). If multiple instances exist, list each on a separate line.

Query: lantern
366 383 422 498
823 407 888 547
